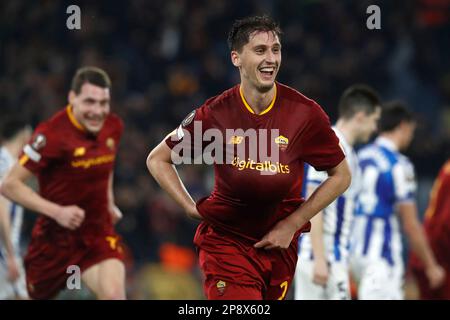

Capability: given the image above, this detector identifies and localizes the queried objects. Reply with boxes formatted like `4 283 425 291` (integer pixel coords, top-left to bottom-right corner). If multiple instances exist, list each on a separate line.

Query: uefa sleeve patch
181 110 196 127
31 134 46 151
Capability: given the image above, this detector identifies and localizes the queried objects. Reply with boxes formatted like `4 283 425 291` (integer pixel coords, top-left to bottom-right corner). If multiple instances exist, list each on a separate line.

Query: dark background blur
1 0 449 299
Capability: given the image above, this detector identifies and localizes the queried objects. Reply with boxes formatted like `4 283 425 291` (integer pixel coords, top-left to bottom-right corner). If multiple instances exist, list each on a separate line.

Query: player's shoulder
105 112 124 131
397 153 413 169
277 83 319 107
201 85 239 111
34 107 71 135
277 83 327 118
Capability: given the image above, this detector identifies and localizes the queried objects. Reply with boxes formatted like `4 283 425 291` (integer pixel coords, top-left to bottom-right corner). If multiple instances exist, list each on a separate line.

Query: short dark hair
0 115 29 141
71 66 111 94
378 101 415 133
338 84 381 119
227 15 282 52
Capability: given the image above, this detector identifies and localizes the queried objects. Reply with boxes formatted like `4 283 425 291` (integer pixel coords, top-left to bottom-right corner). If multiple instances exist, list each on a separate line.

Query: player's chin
84 122 105 134
258 81 275 92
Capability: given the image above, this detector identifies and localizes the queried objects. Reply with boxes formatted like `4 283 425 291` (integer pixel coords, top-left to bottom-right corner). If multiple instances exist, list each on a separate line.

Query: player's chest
212 114 300 163
60 135 117 176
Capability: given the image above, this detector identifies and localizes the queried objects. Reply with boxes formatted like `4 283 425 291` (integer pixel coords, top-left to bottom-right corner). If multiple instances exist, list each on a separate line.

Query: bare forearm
310 212 326 261
147 159 196 214
1 180 59 219
287 170 350 230
406 222 437 268
0 199 14 255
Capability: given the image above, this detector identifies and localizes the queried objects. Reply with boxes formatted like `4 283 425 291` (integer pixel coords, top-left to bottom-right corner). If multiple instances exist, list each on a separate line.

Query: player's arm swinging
108 172 123 224
255 159 351 250
0 163 85 230
398 202 445 289
147 137 201 220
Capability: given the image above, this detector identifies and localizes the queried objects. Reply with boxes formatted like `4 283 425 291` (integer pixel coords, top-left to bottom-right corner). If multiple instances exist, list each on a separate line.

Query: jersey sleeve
392 158 417 204
19 123 63 175
165 104 212 163
298 103 345 171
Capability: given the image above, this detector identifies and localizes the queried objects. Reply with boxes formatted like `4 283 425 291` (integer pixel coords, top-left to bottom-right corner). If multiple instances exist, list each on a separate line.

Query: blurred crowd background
1 0 449 299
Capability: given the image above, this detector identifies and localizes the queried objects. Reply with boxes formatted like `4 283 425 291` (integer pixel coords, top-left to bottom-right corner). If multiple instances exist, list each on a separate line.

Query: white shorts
294 259 351 300
350 256 404 300
0 256 28 299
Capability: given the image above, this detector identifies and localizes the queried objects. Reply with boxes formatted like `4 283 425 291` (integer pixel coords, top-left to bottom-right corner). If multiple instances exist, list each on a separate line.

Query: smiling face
231 31 281 93
69 83 110 134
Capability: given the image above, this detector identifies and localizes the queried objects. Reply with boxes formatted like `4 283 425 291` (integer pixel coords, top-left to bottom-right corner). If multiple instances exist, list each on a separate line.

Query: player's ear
231 51 241 67
68 90 76 105
353 111 366 122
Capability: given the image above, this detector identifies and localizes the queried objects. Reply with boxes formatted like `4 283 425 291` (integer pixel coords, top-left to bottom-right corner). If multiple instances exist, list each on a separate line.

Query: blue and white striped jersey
350 137 416 266
298 127 361 263
0 147 24 261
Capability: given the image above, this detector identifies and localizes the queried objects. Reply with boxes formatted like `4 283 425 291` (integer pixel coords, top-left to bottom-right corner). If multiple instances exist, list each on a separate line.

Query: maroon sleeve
298 103 345 171
19 123 63 174
164 105 212 162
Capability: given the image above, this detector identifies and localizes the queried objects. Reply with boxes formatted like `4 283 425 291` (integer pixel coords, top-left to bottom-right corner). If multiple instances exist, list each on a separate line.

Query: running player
0 67 126 299
147 15 351 300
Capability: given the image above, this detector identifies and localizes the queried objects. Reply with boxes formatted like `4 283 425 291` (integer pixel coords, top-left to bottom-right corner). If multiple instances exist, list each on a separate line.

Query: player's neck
335 120 356 146
379 133 401 150
240 82 275 114
3 140 22 158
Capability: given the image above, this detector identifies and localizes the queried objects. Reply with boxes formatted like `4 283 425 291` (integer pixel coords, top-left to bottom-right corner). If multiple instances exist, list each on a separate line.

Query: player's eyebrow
83 97 110 104
253 43 281 50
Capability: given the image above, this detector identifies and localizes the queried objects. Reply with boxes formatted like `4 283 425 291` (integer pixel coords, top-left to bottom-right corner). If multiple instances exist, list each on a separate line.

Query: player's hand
54 205 85 230
313 258 329 286
109 204 123 224
6 255 20 282
426 263 446 289
254 219 296 250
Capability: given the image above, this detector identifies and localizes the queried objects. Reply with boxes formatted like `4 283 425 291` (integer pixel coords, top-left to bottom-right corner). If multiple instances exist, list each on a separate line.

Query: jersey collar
376 136 398 152
66 105 86 132
239 83 277 116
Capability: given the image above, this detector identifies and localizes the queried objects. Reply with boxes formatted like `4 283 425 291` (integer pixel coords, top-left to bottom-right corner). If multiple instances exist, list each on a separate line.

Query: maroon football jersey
20 105 123 243
166 82 345 240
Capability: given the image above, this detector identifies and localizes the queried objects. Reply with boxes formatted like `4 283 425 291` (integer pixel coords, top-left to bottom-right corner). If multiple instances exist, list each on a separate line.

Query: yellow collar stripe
66 105 85 132
239 84 277 115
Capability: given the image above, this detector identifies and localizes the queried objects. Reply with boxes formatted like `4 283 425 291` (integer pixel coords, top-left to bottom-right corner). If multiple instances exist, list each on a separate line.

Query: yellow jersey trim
66 105 85 132
19 155 29 166
239 84 277 115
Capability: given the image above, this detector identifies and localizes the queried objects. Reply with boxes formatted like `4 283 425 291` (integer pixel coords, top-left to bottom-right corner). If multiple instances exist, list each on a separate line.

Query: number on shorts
106 236 118 250
278 281 288 300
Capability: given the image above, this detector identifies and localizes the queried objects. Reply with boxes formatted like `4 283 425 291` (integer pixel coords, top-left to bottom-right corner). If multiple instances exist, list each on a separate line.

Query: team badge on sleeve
31 134 47 151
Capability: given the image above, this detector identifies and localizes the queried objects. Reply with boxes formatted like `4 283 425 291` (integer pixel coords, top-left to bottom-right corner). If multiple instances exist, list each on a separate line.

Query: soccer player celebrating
409 159 450 299
147 15 351 300
350 102 445 299
0 67 126 299
295 85 381 300
0 116 32 299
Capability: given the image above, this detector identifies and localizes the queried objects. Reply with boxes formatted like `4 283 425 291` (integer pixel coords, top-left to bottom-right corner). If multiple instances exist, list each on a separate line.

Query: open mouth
86 117 104 127
258 66 276 80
